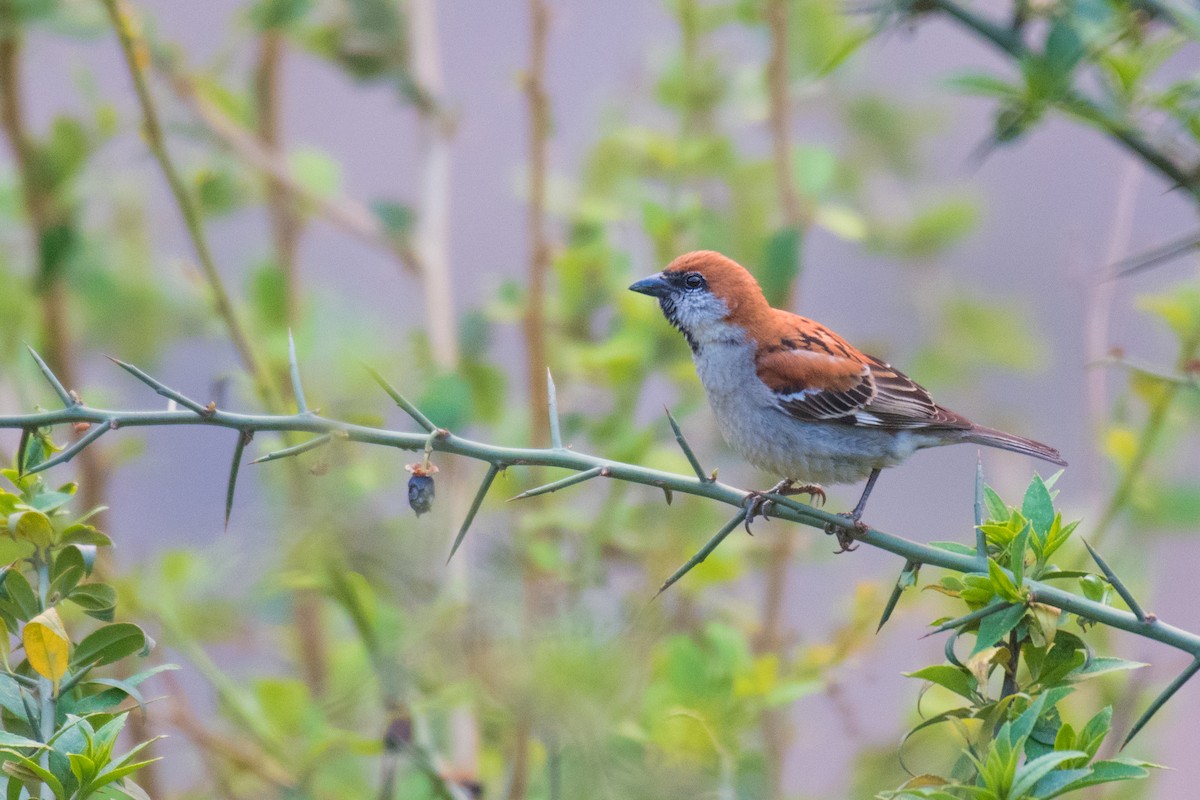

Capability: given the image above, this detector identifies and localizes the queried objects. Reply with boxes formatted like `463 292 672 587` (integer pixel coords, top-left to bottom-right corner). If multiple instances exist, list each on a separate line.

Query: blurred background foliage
0 0 1196 797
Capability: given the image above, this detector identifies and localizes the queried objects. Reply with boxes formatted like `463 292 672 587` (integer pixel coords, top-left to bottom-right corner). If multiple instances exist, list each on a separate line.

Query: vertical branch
507 5 552 799
410 0 458 371
100 0 273 402
408 0 478 791
523 0 551 449
766 0 806 240
757 6 810 795
254 28 303 323
0 30 109 521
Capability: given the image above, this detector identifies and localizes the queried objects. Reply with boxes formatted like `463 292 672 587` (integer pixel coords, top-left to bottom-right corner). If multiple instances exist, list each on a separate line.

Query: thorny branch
2 351 1199 673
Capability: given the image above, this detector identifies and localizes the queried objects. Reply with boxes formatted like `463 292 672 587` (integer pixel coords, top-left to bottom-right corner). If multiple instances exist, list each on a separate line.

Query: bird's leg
742 479 827 534
825 468 880 553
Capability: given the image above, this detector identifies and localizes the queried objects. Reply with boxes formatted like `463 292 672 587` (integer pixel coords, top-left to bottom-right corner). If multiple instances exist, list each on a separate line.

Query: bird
628 250 1066 551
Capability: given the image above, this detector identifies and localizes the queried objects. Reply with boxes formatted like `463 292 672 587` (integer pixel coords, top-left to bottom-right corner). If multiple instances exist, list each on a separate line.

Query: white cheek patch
672 292 734 338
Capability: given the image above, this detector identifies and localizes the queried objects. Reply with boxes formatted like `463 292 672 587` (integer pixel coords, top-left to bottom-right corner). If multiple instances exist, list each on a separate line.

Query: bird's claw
825 513 868 554
742 482 826 534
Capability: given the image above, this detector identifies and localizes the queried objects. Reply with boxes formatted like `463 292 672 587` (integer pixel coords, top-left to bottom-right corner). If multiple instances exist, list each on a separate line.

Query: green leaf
71 624 148 668
66 583 118 621
1009 525 1030 585
948 72 1023 99
1043 20 1084 78
371 200 414 242
0 731 47 749
758 227 802 307
51 546 86 598
930 541 978 557
792 144 837 197
988 559 1024 603
1034 758 1155 798
3 569 40 621
248 0 312 29
904 665 978 702
1022 476 1055 538
1071 656 1148 680
972 603 1025 656
58 524 111 548
1010 750 1089 797
289 147 341 200
984 486 1009 522
1 752 65 798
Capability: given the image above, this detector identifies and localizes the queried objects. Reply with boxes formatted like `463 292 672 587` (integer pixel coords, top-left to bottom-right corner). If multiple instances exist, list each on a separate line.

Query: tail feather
963 425 1067 467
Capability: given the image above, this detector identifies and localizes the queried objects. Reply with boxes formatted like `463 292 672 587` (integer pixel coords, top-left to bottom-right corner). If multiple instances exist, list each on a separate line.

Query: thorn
447 463 501 563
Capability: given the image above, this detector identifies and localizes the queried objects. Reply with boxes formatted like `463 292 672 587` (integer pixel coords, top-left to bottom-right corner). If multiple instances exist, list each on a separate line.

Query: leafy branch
897 0 1200 201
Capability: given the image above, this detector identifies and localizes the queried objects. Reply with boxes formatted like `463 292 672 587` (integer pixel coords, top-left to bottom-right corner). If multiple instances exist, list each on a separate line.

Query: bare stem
254 29 303 323
100 0 273 401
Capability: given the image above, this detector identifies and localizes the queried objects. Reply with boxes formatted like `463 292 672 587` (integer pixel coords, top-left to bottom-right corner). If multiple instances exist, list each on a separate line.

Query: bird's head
629 251 770 350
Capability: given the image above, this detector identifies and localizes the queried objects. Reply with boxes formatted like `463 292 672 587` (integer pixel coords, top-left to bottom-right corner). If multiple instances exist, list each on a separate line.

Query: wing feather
753 313 968 431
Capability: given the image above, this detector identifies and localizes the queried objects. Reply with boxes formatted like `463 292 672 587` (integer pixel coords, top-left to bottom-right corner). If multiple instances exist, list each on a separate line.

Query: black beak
628 273 671 298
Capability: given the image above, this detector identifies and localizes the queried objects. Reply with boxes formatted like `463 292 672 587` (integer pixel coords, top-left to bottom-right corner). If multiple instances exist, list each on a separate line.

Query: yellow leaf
24 609 69 687
8 511 53 546
1104 426 1138 468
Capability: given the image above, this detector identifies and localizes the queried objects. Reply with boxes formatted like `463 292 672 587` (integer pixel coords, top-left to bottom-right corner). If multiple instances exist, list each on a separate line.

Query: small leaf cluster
0 441 172 800
883 476 1157 799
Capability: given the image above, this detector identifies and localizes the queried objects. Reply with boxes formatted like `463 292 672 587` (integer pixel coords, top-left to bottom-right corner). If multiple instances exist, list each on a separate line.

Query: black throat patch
658 295 700 354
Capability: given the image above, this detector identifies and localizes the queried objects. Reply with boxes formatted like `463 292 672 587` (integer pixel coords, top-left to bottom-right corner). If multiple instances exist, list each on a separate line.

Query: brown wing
753 313 968 430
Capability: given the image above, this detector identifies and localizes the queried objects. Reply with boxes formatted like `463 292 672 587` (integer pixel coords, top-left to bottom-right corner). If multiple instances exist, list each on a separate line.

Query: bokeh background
0 0 1198 797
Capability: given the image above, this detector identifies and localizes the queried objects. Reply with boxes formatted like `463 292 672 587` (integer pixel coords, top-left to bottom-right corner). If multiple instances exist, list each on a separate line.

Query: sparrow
629 250 1066 551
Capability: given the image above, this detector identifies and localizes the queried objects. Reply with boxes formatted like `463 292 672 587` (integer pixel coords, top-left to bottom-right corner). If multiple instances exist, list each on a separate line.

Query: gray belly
694 344 930 485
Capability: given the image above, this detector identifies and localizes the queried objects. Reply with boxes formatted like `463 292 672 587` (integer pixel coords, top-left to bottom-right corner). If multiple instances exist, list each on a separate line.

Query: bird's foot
742 480 826 534
825 513 869 554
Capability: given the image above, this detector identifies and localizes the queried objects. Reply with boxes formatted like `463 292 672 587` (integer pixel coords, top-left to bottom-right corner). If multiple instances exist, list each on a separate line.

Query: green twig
921 600 1016 638
23 422 108 476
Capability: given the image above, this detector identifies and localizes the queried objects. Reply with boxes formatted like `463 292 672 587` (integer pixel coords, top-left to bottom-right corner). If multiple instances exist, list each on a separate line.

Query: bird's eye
684 273 704 289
